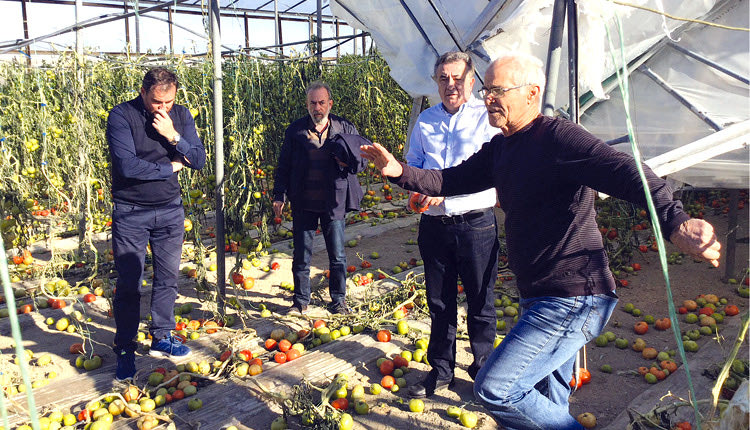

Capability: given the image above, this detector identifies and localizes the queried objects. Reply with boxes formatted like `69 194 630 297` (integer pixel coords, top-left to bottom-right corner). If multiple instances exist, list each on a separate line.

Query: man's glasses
478 84 531 99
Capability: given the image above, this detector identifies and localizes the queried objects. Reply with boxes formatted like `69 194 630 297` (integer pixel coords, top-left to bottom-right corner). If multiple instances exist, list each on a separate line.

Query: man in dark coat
273 81 366 315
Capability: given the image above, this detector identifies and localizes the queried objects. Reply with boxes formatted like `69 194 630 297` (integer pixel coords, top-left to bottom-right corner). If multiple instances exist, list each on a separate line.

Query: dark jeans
291 209 347 307
111 198 184 354
418 209 499 380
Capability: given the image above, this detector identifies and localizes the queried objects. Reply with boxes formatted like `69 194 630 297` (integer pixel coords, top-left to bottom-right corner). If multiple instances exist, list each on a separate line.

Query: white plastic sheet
330 0 749 189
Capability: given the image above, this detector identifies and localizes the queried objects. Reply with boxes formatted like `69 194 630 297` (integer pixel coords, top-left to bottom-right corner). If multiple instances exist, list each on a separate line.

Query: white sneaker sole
149 349 191 358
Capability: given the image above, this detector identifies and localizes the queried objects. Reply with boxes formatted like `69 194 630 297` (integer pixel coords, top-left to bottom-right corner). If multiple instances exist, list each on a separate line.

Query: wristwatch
170 134 181 145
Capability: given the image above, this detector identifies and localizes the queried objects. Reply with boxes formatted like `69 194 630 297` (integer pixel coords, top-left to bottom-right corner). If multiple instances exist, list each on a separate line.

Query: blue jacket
273 114 366 219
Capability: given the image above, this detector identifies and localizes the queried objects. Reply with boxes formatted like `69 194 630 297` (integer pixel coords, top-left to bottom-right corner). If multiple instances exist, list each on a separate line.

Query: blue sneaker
115 351 136 381
149 335 191 358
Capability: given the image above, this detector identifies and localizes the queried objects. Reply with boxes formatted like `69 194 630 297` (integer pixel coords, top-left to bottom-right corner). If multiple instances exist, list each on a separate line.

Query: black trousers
418 209 499 380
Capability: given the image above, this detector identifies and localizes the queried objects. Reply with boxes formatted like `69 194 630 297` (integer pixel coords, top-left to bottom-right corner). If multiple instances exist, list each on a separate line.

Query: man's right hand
273 201 284 217
360 142 404 178
171 160 184 173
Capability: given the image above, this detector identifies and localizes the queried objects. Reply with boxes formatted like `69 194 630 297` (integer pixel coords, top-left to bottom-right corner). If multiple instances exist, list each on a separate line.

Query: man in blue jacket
107 68 206 380
273 81 365 315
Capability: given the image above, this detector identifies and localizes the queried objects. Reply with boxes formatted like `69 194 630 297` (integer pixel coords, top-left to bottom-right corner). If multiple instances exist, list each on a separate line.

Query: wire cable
604 7 703 429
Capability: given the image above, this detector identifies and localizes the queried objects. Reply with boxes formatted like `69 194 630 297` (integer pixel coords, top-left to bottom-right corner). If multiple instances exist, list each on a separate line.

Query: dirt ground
1 193 748 430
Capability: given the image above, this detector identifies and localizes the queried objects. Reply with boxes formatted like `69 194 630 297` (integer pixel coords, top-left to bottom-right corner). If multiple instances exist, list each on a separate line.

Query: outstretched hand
669 218 721 267
360 142 404 178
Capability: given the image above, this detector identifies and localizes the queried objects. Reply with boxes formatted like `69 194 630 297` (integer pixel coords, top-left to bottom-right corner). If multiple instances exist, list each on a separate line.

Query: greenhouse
0 1 747 429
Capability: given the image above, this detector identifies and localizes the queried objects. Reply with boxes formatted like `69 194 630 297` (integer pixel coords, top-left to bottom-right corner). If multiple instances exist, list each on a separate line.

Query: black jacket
273 114 367 219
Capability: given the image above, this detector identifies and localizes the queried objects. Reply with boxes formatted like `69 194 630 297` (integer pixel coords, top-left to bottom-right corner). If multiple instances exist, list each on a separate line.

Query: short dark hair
142 68 179 93
433 51 474 78
305 81 332 99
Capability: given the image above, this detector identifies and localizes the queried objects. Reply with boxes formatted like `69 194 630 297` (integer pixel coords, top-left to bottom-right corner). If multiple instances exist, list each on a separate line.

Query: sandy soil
1 192 747 430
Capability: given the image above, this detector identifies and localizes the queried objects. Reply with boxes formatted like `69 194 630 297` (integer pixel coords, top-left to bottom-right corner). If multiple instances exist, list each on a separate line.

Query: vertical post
566 0 578 122
20 0 30 65
316 0 323 63
277 18 284 56
75 0 83 59
244 13 250 49
404 96 426 156
210 0 226 314
335 19 340 59
723 189 739 282
168 6 174 54
123 0 131 49
362 32 366 55
274 0 280 56
135 0 141 54
542 0 567 116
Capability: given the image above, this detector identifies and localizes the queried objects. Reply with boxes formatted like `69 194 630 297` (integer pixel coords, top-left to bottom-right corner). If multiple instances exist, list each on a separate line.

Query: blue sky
0 1 367 58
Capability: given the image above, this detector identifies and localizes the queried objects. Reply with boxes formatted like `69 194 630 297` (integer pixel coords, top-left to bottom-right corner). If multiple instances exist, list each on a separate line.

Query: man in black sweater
107 68 206 381
362 54 720 429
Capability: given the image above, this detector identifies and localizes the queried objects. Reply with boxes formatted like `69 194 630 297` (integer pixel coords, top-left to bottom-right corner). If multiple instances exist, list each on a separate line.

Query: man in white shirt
407 51 501 398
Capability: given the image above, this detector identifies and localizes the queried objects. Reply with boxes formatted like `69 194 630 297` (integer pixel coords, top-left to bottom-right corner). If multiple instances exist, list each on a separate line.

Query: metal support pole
316 0 323 63
723 189 739 282
135 0 141 54
542 0 567 116
244 13 250 49
274 0 280 56
210 0 226 315
20 0 30 65
335 19 340 59
566 0 578 123
75 0 83 59
123 0 130 48
168 6 174 54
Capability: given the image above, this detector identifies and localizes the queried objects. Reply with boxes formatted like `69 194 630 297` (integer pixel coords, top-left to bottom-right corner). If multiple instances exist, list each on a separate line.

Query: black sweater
392 115 690 299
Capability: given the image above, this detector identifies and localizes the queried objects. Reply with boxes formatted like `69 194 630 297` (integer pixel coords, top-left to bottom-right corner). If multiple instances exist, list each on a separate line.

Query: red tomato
83 293 96 303
631 263 642 271
274 352 287 364
347 265 356 273
331 398 349 410
271 262 280 271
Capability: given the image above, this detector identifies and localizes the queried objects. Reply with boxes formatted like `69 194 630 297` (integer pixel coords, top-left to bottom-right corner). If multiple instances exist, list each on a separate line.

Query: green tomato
409 398 425 413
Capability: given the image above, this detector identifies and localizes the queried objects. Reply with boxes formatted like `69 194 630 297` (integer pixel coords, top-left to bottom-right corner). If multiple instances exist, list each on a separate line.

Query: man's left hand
670 218 721 267
153 108 178 143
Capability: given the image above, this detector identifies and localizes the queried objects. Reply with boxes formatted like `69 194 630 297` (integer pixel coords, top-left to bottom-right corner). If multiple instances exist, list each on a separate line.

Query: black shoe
468 363 481 381
328 301 351 315
115 351 135 381
408 374 455 398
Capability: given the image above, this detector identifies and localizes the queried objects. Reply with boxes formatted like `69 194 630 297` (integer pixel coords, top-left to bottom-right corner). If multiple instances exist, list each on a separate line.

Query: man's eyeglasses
478 84 531 99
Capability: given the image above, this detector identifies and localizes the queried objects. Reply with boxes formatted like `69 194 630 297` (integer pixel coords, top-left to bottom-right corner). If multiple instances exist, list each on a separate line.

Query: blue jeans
111 198 184 354
474 292 618 430
418 209 499 380
291 209 347 307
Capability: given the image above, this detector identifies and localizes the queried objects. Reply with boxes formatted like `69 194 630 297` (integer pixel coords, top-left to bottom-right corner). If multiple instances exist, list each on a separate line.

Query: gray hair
491 53 546 97
433 51 474 78
305 81 332 99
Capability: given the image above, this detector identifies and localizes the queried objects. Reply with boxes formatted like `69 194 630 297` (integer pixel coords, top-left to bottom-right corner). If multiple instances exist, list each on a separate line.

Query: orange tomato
724 305 739 316
313 320 327 329
264 339 277 350
376 329 391 343
242 277 255 290
286 348 301 361
274 352 287 364
278 339 292 353
380 375 395 389
655 318 671 330
634 321 649 335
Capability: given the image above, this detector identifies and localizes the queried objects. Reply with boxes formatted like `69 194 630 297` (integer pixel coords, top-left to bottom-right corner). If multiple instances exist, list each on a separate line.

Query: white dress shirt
406 96 500 216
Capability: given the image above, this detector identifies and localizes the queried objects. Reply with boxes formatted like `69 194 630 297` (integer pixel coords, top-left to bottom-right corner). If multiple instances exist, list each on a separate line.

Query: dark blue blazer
273 114 367 219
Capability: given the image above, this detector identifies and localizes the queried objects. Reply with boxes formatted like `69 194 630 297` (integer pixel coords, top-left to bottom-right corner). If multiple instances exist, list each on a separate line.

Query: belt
422 209 490 225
